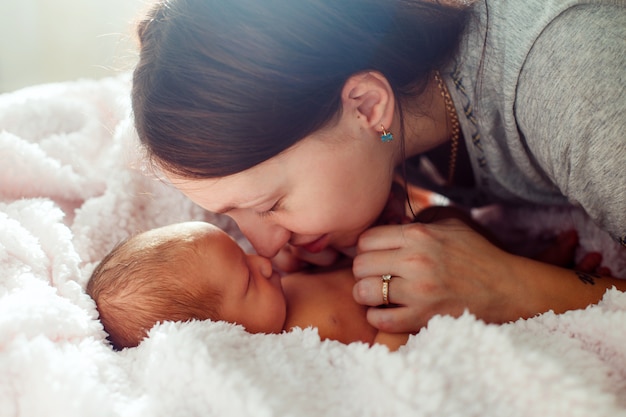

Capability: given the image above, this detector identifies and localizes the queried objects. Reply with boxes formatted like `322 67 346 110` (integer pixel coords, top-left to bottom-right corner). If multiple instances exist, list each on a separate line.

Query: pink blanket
1 74 625 417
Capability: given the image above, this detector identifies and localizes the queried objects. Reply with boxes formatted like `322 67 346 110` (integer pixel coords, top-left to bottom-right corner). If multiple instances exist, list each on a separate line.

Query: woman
130 0 626 333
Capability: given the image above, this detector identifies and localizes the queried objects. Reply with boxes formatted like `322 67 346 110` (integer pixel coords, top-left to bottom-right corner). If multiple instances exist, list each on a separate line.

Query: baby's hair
87 233 221 350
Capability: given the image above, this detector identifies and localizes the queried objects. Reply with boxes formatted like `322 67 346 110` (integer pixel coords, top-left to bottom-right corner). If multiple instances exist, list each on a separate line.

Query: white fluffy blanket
1 74 625 417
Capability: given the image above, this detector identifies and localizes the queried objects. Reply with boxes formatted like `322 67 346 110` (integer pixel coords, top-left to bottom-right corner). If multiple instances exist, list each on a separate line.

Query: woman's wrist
496 254 625 322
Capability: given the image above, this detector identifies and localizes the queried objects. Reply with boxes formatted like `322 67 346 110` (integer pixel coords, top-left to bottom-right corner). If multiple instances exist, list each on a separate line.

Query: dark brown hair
132 0 472 178
87 235 221 350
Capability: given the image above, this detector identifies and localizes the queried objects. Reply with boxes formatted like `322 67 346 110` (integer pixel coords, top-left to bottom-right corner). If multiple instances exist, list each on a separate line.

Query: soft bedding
1 74 625 417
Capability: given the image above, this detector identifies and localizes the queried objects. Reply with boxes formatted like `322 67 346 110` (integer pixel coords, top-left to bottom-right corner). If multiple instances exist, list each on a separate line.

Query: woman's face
166 119 396 259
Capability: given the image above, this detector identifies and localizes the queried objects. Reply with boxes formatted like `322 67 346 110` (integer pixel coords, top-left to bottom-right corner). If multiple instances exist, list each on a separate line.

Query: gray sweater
414 0 626 245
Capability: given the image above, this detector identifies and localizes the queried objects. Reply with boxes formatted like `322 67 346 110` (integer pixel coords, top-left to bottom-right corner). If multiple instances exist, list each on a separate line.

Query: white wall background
0 0 149 93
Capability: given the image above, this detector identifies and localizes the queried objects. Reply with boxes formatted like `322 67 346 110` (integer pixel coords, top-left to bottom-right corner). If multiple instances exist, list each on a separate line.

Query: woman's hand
351 216 625 334
352 218 521 332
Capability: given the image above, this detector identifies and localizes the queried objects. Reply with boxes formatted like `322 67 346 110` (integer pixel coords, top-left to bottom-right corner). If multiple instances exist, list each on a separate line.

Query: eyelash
258 200 281 218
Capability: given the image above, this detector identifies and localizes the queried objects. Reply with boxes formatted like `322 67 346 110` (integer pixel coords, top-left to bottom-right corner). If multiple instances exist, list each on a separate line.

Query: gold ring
381 274 392 305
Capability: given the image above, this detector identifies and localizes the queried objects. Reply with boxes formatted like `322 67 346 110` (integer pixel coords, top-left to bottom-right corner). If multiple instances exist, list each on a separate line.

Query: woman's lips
298 234 329 253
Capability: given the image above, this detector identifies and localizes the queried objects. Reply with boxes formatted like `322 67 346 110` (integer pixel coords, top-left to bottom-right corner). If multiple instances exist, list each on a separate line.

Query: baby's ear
341 71 395 132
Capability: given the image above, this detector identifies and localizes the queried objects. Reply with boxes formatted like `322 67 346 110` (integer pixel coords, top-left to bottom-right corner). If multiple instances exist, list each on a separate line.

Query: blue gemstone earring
380 125 393 142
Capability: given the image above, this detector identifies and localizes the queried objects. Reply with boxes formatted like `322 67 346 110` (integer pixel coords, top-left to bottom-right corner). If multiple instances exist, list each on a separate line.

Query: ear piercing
380 125 394 142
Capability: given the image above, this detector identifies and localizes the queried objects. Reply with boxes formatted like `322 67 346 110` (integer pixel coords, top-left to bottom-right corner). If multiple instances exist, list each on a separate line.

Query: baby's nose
250 254 274 279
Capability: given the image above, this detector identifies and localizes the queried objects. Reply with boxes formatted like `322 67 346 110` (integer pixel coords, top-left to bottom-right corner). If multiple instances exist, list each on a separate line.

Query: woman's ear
341 71 395 132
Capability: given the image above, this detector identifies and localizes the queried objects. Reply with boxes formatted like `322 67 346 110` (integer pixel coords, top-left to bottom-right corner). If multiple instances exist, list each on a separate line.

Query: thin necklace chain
434 71 460 186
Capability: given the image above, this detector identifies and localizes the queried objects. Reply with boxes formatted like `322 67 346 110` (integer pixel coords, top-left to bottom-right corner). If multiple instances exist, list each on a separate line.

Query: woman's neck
399 76 452 160
395 76 474 187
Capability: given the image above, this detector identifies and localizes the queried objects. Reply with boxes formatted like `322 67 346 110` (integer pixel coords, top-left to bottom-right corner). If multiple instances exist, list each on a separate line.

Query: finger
366 305 429 334
352 247 399 281
353 277 385 306
357 224 409 253
357 220 468 254
353 275 405 307
576 252 603 273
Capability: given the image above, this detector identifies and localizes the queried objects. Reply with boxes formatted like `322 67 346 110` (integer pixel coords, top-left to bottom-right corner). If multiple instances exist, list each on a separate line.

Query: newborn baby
87 222 409 350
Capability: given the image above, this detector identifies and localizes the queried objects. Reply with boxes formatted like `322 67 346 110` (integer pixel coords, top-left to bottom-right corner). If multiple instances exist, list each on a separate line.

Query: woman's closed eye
257 200 282 218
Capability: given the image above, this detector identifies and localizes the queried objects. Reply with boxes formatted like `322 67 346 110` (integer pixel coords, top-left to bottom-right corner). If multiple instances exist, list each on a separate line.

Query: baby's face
141 222 287 334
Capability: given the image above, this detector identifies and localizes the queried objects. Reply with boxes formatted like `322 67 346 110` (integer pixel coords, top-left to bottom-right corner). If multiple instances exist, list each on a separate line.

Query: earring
380 124 394 142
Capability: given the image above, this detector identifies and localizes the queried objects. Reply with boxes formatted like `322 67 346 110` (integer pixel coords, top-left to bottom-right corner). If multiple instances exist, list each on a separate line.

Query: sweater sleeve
515 3 626 245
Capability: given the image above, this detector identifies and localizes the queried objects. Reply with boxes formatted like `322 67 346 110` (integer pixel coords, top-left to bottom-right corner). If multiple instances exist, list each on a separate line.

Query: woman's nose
228 211 291 258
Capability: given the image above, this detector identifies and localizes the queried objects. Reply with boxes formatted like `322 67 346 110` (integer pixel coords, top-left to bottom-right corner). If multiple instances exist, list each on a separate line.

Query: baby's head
87 221 286 350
